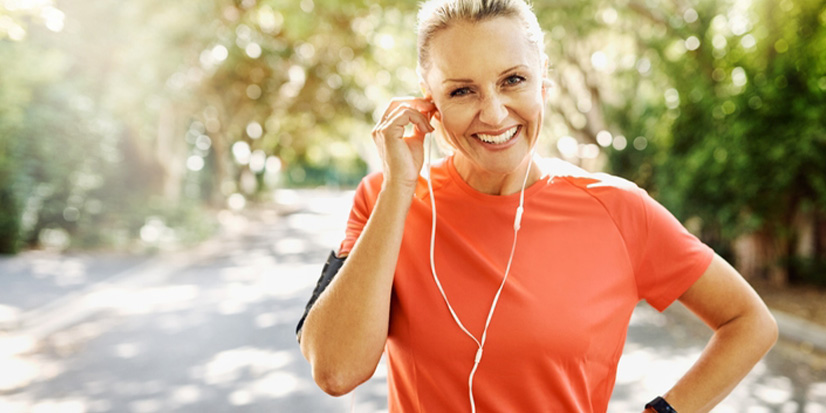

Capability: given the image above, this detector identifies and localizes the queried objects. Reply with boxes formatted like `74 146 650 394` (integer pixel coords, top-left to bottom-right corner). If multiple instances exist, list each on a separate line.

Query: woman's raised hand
371 97 436 192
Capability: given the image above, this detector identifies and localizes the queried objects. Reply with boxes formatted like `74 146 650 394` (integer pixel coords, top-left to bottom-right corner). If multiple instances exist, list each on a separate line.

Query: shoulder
359 170 384 193
539 157 641 195
353 157 452 207
350 171 384 214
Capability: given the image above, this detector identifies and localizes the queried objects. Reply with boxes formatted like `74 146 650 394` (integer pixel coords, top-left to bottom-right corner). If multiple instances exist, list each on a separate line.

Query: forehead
426 16 539 83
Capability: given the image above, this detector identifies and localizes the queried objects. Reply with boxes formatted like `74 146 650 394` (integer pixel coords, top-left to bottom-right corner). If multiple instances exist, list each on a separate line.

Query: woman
297 0 778 411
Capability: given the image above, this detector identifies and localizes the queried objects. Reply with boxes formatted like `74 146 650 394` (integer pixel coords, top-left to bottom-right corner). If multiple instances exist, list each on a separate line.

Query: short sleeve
338 172 383 256
632 188 715 311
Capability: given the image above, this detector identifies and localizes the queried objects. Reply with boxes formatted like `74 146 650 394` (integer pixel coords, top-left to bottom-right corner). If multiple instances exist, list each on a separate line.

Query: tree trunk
733 230 788 285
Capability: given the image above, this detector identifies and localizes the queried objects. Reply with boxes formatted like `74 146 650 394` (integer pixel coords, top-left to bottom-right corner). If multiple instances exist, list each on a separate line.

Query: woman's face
423 16 547 178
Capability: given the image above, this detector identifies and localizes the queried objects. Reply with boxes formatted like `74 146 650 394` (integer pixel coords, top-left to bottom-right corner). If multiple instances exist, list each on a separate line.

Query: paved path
0 189 824 412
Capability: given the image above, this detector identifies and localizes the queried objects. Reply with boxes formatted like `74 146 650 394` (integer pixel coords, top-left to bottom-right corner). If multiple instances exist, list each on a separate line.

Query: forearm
660 309 778 412
300 183 414 395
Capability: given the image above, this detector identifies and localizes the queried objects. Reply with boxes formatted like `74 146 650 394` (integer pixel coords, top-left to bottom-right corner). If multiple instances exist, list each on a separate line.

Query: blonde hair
416 0 546 74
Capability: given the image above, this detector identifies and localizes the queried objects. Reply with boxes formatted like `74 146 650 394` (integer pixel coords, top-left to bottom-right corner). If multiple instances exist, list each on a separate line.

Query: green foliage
787 257 826 287
2 0 824 283
603 0 826 281
0 0 218 252
0 0 421 252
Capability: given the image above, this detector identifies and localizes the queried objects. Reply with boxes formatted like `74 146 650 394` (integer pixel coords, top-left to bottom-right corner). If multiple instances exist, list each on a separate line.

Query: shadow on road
0 189 824 412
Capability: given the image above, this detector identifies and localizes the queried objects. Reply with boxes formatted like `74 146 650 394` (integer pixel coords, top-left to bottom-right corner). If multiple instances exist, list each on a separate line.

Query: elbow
300 333 377 396
763 310 779 350
745 305 779 355
312 365 367 397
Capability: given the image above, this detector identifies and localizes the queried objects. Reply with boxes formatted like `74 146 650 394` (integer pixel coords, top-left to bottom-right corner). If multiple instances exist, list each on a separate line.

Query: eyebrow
442 64 529 84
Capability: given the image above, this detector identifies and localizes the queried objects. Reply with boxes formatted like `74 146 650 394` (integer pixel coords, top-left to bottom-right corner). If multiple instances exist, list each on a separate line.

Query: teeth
476 126 518 144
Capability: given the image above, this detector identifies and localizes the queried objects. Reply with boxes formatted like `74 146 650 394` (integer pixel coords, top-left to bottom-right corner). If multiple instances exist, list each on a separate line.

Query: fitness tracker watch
645 396 678 413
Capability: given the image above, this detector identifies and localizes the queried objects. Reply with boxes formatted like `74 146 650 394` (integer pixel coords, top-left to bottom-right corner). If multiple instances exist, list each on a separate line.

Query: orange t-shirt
339 156 713 412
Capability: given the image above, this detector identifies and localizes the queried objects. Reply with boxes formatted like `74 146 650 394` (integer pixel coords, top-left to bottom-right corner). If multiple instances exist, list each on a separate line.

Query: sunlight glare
685 36 701 51
202 347 292 386
596 130 613 147
228 193 246 211
232 141 251 165
245 42 261 58
0 356 38 392
31 399 86 413
556 136 578 158
169 385 202 406
590 51 608 71
41 6 63 32
249 150 266 173
612 135 627 151
245 121 263 139
186 155 205 172
0 305 21 327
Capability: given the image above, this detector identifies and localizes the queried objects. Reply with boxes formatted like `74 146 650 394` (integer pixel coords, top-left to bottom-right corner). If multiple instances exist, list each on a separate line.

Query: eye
449 87 472 97
504 75 526 86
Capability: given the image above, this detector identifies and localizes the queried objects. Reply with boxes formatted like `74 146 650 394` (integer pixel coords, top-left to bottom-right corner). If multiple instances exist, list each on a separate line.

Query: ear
541 56 552 102
542 78 554 101
419 81 432 100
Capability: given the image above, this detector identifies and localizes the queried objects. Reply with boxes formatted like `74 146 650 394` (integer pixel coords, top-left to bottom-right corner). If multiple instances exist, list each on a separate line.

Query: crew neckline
445 155 549 203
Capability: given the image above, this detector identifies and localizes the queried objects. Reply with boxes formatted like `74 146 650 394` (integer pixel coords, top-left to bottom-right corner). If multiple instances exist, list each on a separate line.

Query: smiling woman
296 1 778 412
422 16 546 193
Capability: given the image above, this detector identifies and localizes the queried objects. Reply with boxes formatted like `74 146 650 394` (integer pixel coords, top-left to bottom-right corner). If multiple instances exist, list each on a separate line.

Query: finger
384 107 435 137
380 97 436 121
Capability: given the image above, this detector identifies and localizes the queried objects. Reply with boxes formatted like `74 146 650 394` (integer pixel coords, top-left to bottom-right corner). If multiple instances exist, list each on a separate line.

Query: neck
453 155 543 196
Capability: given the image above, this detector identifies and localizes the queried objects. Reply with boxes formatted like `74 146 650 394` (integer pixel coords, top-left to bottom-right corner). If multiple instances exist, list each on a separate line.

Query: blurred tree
1 0 218 251
599 0 826 284
1 0 823 289
0 0 423 251
183 0 420 196
0 6 67 253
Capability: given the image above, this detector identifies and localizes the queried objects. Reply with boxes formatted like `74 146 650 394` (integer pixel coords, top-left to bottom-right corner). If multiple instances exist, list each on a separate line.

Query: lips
473 125 521 146
475 125 519 144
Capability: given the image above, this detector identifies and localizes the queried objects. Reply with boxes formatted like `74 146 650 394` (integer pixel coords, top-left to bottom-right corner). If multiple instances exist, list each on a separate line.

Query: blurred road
0 189 825 412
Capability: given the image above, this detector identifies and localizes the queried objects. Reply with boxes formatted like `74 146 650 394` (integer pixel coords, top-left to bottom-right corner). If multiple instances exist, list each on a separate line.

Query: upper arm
339 173 383 256
678 253 772 330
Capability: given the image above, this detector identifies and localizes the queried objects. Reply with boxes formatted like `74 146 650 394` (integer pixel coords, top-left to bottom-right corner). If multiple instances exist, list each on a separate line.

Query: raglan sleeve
629 188 715 312
338 172 382 256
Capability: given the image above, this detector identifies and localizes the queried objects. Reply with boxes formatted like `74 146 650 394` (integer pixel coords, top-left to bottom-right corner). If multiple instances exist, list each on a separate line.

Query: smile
475 126 520 144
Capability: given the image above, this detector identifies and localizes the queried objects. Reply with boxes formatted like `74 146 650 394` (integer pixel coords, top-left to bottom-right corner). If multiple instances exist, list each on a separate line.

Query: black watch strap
645 396 678 413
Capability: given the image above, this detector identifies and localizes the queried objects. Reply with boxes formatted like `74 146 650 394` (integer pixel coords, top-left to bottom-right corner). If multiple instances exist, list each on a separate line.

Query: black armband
295 251 347 342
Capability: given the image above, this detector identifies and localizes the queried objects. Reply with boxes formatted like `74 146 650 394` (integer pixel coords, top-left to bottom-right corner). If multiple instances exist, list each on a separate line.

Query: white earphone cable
425 132 533 413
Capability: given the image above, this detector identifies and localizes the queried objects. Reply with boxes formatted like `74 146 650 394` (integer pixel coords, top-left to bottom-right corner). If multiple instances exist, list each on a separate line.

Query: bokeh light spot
556 136 578 158
245 42 262 58
612 135 628 151
232 141 251 165
685 36 701 51
187 156 205 172
596 130 613 147
246 122 263 139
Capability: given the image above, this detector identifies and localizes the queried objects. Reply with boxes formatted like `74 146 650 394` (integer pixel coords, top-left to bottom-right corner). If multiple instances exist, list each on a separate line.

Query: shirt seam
560 177 642 300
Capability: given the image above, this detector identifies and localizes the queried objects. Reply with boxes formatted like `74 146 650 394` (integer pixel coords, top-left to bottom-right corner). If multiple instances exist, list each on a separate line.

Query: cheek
437 103 474 138
516 90 545 123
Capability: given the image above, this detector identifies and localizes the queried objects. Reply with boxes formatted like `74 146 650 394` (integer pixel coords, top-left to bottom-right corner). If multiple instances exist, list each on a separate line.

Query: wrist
645 396 678 413
382 178 417 197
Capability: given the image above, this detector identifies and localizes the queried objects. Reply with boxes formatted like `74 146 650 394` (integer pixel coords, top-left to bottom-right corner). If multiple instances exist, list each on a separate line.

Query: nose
478 92 508 126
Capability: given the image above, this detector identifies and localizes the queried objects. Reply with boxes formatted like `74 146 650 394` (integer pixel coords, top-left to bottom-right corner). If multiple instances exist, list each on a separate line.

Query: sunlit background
1 0 824 283
1 0 826 411
1 0 825 280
